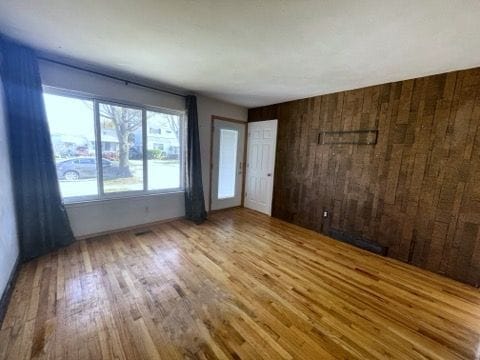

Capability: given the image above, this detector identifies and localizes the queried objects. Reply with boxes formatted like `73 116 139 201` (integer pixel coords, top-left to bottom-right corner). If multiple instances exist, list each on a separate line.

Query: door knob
267 173 272 177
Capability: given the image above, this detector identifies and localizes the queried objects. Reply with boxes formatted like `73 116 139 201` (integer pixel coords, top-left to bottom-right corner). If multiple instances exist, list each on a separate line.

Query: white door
211 119 246 210
244 120 278 215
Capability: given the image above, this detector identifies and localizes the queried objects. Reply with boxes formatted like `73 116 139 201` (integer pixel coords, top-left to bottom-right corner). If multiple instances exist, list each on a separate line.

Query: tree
165 114 180 141
99 104 142 177
85 102 181 177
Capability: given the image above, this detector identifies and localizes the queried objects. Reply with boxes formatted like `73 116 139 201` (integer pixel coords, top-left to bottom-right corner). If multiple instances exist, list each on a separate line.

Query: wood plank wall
248 67 480 286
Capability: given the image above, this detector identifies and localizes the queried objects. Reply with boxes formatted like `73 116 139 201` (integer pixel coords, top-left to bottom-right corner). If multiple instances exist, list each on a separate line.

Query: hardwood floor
1 208 480 359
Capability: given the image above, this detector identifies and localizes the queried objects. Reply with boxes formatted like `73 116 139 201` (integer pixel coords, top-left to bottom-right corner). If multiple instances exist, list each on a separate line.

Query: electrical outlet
322 210 329 218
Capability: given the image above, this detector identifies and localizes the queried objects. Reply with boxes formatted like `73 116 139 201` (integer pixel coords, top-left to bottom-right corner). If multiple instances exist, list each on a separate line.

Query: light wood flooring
1 208 480 359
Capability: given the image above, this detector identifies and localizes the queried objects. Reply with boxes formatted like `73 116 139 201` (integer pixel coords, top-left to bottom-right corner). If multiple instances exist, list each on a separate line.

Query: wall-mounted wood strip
249 67 480 286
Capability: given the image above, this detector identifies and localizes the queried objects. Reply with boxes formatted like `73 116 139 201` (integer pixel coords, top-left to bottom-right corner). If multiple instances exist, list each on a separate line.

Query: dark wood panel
249 67 480 286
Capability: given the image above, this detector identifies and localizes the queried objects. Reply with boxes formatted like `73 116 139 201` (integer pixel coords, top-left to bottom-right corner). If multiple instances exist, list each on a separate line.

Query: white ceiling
0 1 479 108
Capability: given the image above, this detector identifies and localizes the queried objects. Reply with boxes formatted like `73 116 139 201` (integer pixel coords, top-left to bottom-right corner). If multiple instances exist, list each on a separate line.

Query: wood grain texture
1 208 480 359
249 67 480 286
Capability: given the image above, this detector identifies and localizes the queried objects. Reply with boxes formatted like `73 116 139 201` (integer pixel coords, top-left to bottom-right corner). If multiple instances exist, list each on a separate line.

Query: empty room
1 1 480 359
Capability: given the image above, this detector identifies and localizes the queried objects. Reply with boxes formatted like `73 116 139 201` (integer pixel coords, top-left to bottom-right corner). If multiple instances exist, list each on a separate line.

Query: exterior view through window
44 92 184 201
99 103 144 193
217 129 238 198
147 110 182 190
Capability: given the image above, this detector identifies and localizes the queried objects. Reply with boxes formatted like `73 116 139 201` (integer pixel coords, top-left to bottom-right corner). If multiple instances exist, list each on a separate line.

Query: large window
44 91 185 202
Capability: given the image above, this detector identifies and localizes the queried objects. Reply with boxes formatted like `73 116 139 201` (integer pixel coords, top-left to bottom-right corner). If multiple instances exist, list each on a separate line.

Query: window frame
43 87 186 204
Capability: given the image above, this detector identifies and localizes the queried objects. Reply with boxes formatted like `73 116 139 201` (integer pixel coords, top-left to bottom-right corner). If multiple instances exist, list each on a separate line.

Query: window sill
64 190 184 208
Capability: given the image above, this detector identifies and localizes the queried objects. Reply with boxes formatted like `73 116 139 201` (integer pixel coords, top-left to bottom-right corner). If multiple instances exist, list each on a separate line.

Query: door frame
209 115 247 213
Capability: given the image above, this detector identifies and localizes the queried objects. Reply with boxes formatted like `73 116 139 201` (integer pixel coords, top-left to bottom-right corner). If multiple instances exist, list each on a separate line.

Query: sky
43 93 181 143
44 93 94 137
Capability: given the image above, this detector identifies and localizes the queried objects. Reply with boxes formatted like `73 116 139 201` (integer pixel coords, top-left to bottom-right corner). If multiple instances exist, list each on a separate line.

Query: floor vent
328 228 388 256
134 229 153 236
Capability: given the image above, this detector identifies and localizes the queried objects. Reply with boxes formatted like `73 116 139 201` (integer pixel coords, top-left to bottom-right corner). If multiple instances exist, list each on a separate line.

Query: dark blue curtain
0 38 74 260
184 95 207 224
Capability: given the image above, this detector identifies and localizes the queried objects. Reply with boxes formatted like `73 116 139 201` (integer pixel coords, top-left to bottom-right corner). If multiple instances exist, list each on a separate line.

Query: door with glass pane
211 119 246 210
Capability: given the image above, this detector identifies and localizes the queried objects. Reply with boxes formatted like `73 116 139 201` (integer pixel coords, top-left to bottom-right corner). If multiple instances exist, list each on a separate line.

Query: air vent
134 229 153 236
328 228 388 256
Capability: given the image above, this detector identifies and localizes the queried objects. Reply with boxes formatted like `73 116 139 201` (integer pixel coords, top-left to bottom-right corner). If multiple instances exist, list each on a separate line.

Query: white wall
0 76 19 298
39 61 247 237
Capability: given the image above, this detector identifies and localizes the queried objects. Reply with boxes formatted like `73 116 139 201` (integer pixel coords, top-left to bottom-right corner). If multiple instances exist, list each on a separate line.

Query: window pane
99 103 144 193
147 111 181 190
218 129 238 199
44 93 98 198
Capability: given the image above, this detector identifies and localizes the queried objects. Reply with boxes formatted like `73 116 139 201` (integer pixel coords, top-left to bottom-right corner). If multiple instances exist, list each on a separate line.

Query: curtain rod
37 57 187 99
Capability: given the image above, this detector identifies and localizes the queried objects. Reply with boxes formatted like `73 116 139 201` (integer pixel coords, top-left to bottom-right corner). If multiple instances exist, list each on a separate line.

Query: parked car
56 157 119 180
75 146 90 156
59 146 90 158
102 151 118 161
